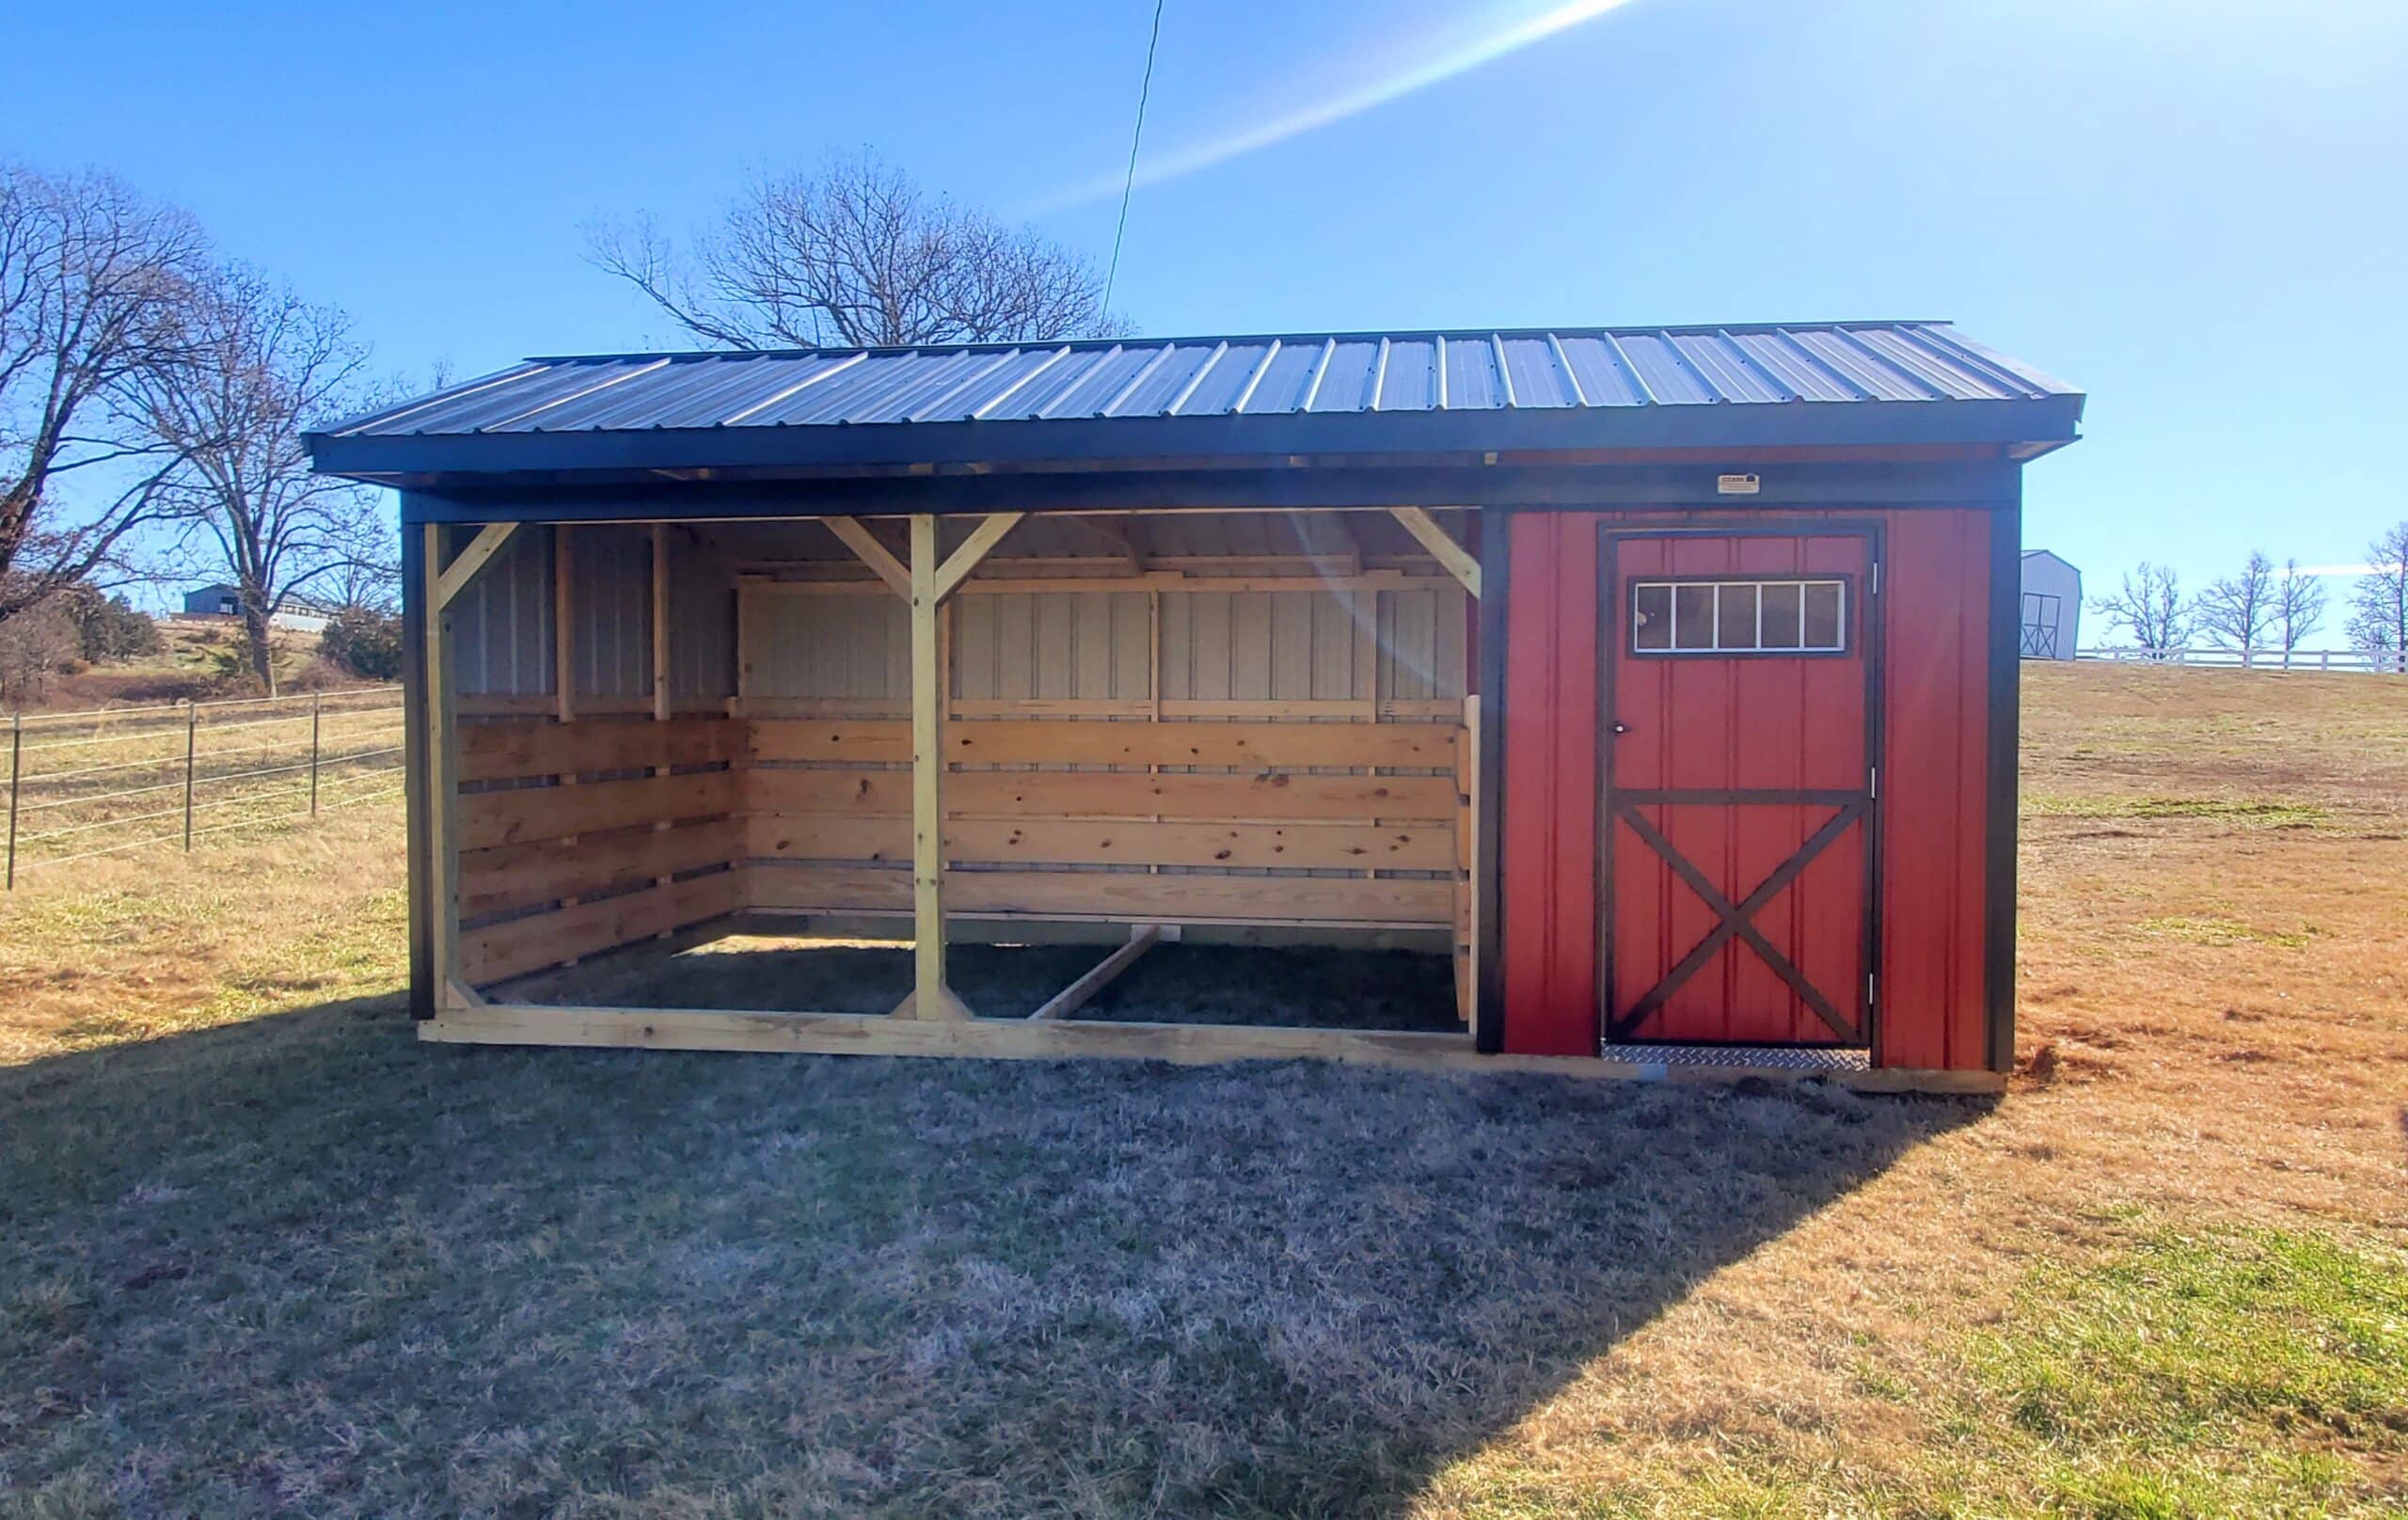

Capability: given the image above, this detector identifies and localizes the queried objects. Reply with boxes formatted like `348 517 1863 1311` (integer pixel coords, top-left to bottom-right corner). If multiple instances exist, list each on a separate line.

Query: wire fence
4 686 404 888
2075 646 2407 673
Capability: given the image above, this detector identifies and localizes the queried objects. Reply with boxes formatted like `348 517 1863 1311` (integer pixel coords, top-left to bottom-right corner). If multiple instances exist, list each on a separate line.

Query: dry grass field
0 663 2402 1517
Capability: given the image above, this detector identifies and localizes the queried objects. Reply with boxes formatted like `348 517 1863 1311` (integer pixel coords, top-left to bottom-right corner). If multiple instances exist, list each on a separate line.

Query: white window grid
1633 578 1847 654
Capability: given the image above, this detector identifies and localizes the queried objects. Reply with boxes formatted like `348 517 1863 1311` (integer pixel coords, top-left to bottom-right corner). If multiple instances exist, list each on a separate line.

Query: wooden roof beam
820 516 911 597
1387 507 1481 598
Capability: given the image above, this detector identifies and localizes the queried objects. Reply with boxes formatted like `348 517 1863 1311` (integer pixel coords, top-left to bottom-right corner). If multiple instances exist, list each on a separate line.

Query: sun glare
1033 0 1646 212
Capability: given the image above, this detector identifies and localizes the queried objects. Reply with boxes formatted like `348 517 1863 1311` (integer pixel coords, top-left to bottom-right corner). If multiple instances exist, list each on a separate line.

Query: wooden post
904 514 967 1020
5 711 20 890
650 525 676 921
651 523 672 722
553 525 576 722
423 523 461 1006
182 701 198 850
308 693 323 815
1458 693 1480 1025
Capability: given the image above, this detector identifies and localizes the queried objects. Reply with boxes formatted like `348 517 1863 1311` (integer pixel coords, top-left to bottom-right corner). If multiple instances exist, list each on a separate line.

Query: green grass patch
2023 796 2332 827
1963 1225 2408 1515
2135 914 2320 949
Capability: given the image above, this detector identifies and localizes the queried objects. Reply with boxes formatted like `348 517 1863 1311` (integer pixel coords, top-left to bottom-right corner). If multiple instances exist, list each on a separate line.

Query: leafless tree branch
2194 550 2276 658
131 263 393 692
2090 562 2193 656
2346 521 2408 659
0 161 215 621
589 152 1132 349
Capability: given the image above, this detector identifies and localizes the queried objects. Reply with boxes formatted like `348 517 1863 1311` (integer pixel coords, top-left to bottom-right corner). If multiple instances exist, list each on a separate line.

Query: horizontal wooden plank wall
441 545 1477 1013
737 569 1476 1014
453 717 742 983
747 718 1468 929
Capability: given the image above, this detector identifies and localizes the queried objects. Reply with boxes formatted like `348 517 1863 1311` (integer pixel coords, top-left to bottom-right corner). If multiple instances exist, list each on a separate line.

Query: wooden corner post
422 520 518 1015
422 522 456 1009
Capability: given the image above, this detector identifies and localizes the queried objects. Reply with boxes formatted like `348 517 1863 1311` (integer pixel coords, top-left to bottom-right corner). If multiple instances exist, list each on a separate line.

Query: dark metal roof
311 322 2083 484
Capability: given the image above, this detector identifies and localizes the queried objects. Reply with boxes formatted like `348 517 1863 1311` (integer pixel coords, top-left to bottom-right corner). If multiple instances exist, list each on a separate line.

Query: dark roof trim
397 458 2025 523
317 394 2082 489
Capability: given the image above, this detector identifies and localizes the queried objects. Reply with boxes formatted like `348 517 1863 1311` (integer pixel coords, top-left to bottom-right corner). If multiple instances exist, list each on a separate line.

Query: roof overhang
311 395 2083 490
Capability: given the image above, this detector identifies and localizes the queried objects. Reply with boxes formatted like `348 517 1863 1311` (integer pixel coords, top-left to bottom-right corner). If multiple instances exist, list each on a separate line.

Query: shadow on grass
0 994 1987 1518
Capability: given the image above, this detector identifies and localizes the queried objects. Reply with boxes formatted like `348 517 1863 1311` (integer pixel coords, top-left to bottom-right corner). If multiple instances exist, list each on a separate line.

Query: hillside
11 616 377 712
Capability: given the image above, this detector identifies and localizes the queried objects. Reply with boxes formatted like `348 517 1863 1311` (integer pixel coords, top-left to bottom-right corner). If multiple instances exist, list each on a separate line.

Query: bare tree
134 264 391 693
2090 562 2192 657
591 152 1129 348
0 162 213 624
2194 550 2275 663
323 552 401 616
0 593 80 705
2271 559 2326 666
2346 521 2408 668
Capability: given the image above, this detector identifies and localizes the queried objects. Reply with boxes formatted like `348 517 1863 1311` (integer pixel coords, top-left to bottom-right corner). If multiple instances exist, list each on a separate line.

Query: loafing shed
309 321 2083 1093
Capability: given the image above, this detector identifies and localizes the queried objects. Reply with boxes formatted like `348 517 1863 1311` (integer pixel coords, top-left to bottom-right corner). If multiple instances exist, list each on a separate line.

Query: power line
1102 0 1167 315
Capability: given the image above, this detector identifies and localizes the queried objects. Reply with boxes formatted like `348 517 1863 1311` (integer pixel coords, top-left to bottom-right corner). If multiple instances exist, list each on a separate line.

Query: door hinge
1871 561 1881 595
1865 973 1877 1009
1868 766 1878 799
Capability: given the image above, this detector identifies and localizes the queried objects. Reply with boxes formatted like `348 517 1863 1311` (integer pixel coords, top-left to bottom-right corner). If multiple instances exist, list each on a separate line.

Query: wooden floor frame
417 998 1998 1092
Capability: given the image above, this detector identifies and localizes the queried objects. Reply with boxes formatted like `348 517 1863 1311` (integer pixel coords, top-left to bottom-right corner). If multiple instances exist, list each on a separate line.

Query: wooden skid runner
420 1004 2006 1093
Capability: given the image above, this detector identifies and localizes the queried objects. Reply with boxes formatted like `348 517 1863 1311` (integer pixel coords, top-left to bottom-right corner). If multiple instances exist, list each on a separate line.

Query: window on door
1631 578 1846 655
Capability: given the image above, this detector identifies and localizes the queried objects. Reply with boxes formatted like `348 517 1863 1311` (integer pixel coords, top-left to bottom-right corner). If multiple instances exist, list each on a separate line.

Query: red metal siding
1870 509 1993 1070
1498 513 1601 1055
1496 508 2001 1069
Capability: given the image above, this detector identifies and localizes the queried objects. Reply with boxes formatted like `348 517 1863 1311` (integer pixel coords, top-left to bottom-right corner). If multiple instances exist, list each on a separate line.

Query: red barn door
1600 529 1880 1048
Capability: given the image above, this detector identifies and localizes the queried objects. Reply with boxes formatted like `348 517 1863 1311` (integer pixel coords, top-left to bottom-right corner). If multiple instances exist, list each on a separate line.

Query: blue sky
8 0 2404 632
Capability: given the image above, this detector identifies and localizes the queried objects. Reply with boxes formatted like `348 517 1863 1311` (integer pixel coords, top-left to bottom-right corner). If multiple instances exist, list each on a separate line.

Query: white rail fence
2076 647 2406 673
3 687 404 889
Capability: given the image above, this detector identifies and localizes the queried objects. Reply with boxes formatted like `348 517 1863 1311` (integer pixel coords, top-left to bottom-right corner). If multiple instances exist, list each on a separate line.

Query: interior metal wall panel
667 533 737 707
569 526 653 703
741 592 908 704
450 525 553 696
952 593 1151 703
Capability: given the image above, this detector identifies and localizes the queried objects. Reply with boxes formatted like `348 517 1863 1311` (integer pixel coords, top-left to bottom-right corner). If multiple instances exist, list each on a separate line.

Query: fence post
182 701 198 851
6 711 21 891
309 693 323 815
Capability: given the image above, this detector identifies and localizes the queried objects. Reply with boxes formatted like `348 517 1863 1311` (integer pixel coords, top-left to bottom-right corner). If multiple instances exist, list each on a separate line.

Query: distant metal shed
2019 549 2082 659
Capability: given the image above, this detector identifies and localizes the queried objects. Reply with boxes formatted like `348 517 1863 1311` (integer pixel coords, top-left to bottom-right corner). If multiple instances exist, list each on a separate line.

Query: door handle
1610 721 1631 736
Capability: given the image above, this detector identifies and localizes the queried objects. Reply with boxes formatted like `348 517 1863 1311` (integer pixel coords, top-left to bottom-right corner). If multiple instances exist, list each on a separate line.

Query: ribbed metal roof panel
320 322 2082 438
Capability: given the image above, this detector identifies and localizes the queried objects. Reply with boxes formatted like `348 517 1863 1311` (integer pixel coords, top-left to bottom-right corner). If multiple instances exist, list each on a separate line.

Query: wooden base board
418 1003 2004 1093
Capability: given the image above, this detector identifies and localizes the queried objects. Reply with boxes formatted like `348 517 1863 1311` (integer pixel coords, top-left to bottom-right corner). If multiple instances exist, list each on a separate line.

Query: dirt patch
502 934 1463 1032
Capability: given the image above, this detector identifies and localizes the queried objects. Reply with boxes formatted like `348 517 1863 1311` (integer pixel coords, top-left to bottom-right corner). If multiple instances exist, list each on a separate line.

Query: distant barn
2019 549 2081 659
309 320 2084 1092
179 583 333 634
